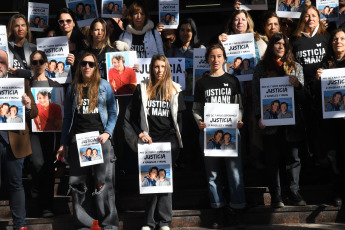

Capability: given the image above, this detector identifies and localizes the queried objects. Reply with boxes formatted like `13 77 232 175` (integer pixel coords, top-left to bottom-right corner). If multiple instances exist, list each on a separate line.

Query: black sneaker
211 208 224 229
288 192 307 206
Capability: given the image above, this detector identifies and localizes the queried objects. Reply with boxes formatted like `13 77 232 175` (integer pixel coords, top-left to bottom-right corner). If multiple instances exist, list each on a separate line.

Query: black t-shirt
147 93 185 141
194 73 241 105
13 46 28 69
131 34 146 58
74 87 104 134
290 33 330 85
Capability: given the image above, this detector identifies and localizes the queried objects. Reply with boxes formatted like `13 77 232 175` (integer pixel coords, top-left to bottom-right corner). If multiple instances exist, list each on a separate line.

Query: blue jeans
199 131 246 209
0 140 26 230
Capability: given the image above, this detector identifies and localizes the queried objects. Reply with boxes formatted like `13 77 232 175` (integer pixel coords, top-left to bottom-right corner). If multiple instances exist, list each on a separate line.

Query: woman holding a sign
119 0 164 58
315 28 345 206
252 33 306 208
29 50 63 218
56 53 118 229
126 54 185 230
193 44 245 229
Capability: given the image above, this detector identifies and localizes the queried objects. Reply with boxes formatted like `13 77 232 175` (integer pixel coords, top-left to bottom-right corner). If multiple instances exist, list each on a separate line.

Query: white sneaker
141 226 151 230
159 227 170 230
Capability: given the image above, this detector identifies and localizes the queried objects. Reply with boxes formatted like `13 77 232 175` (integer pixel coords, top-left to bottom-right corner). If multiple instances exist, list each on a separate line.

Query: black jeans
262 129 301 198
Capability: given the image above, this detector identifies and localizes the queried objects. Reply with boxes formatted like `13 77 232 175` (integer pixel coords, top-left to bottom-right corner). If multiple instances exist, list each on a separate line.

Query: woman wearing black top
315 28 345 206
125 54 185 230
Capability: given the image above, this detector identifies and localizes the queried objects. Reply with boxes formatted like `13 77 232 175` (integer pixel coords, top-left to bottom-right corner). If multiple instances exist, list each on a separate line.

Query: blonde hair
147 55 176 101
72 53 100 113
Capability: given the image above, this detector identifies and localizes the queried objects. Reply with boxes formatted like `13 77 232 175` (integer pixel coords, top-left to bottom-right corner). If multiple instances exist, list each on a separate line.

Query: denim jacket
60 78 117 146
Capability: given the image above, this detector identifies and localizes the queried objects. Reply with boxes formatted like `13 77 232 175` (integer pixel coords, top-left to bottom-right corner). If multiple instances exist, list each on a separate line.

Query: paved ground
172 223 345 229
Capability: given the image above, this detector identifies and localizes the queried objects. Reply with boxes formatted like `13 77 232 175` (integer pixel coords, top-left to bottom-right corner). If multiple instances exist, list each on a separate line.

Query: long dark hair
262 33 296 70
174 18 201 48
55 8 85 51
293 5 326 38
321 28 345 68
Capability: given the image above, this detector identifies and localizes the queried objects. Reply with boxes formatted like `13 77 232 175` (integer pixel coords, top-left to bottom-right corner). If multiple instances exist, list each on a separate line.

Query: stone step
1 205 344 230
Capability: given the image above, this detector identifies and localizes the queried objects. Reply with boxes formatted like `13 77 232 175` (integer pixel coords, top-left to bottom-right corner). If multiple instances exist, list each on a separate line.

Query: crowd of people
1 0 345 230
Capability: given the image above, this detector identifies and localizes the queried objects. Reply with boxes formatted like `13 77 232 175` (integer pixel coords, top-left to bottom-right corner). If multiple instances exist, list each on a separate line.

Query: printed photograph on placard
205 128 237 151
106 51 137 96
46 57 71 79
31 87 64 132
79 145 103 163
159 12 178 26
262 98 294 120
140 164 171 187
101 0 123 18
226 54 255 82
65 0 98 27
28 2 49 32
0 101 24 124
276 0 303 18
317 0 339 22
239 0 268 10
159 0 179 29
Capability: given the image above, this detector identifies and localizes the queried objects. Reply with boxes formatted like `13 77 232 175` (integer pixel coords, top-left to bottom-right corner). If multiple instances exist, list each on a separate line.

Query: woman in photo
104 2 114 14
108 54 137 95
264 100 280 119
252 33 306 208
56 53 118 229
82 148 92 162
241 58 254 75
325 92 341 111
221 132 236 150
278 102 293 118
142 167 158 187
84 4 96 19
91 149 102 161
193 43 245 228
75 3 84 21
207 130 223 149
0 103 10 123
55 61 68 78
119 0 164 58
29 50 63 218
315 28 345 206
125 54 185 230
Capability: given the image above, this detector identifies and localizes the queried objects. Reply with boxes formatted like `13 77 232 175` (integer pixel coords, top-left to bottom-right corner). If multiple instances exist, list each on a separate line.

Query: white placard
28 2 49 32
31 87 64 132
239 0 268 10
193 48 210 95
321 68 345 119
106 51 138 96
159 0 179 29
76 131 104 167
316 0 339 22
37 36 72 84
204 103 239 157
136 58 151 83
101 0 123 18
276 0 302 18
260 76 295 126
222 33 256 82
0 78 25 130
138 142 173 194
65 0 98 27
0 26 9 66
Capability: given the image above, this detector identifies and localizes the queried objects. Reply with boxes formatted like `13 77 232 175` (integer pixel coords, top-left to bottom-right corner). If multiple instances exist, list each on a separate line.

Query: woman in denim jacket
57 52 119 230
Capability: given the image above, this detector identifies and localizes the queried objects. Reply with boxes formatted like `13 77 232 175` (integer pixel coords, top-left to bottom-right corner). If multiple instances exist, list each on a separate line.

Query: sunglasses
31 59 45 66
80 61 95 68
58 19 72 25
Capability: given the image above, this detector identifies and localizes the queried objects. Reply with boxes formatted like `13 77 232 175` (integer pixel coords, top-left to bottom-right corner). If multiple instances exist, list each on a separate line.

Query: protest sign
0 78 25 130
76 131 104 167
193 48 210 95
65 0 98 27
101 0 123 18
222 33 256 81
28 2 49 32
37 36 71 84
239 0 268 10
31 87 64 132
316 0 339 22
138 142 173 194
276 0 302 18
204 103 239 157
260 76 295 126
159 0 179 29
321 68 345 119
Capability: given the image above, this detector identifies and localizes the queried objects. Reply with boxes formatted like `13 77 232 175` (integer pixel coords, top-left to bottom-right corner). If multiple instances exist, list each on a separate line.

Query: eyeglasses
80 61 95 68
58 19 72 25
31 59 45 66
